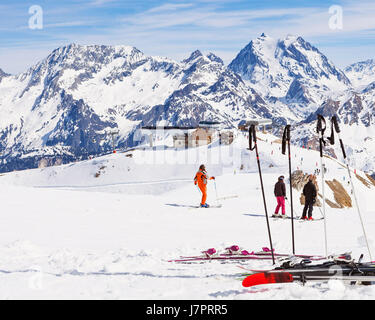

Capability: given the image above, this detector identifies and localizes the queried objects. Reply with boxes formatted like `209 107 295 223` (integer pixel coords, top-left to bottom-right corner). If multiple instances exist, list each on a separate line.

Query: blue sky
1 0 375 74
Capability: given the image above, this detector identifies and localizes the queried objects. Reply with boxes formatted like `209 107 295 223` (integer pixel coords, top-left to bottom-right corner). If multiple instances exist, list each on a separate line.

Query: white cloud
2 0 375 73
148 3 195 13
89 0 117 7
118 1 375 38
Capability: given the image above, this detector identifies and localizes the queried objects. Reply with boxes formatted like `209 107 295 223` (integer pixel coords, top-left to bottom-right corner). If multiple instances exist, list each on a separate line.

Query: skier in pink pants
273 176 287 218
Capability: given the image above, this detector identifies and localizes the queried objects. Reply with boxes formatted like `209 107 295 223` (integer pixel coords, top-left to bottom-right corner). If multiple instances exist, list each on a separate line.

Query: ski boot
277 255 312 269
329 252 353 264
202 248 217 258
225 245 241 255
200 203 210 208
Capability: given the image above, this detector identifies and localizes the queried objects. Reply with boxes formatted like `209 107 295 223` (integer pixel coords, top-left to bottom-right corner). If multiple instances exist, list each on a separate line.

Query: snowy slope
345 59 375 89
0 134 374 299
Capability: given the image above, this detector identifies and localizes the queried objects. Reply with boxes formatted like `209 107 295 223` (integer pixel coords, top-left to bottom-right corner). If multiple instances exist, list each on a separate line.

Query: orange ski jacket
194 170 214 188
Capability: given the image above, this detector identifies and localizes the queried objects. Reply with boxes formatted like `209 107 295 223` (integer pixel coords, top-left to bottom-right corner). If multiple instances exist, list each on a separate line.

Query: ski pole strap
332 116 347 159
328 115 347 158
317 114 326 158
327 119 335 145
316 114 326 135
328 115 341 145
249 125 257 151
282 125 291 155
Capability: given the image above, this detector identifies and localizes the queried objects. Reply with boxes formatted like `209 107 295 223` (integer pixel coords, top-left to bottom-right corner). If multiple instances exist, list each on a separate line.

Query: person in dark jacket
273 176 287 218
302 175 317 220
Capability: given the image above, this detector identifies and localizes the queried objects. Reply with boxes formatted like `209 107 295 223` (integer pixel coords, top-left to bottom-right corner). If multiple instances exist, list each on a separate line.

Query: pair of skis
272 214 324 221
243 271 375 288
241 254 375 287
188 204 222 210
168 246 324 263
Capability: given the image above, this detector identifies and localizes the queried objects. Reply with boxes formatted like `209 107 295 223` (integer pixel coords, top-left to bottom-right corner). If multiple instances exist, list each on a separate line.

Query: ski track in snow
0 134 374 299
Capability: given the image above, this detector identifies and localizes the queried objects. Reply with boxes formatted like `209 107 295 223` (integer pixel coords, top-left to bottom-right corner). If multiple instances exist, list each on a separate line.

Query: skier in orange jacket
194 164 215 208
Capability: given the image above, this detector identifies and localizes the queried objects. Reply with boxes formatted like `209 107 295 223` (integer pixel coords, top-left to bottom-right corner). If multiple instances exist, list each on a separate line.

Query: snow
231 34 350 108
345 59 375 89
1 40 374 179
0 134 374 299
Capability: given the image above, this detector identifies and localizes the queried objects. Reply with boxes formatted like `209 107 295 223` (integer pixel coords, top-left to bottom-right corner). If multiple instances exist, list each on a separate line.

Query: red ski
242 272 293 287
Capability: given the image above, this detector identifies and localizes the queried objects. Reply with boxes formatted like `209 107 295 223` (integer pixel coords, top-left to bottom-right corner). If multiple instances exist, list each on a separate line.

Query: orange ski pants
198 184 207 205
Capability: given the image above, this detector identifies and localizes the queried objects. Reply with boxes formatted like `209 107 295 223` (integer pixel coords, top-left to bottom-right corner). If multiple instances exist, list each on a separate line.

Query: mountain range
0 34 374 175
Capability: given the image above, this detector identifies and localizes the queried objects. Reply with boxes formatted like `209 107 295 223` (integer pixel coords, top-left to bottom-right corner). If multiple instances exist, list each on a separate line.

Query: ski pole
214 180 219 206
329 116 372 261
317 114 328 258
285 197 296 217
249 124 275 264
282 124 295 255
316 202 325 219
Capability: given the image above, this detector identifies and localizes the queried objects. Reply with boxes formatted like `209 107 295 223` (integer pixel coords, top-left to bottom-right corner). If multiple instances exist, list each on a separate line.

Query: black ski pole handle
249 125 256 151
282 125 291 155
285 124 291 141
317 114 326 157
316 114 326 134
328 118 335 145
319 138 323 158
332 115 347 159
332 116 341 133
340 139 347 159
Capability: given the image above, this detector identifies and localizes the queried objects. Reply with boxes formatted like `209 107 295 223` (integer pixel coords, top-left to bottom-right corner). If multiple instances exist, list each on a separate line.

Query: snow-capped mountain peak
345 59 375 88
0 43 270 172
0 68 10 82
229 34 350 106
182 50 204 64
0 37 374 178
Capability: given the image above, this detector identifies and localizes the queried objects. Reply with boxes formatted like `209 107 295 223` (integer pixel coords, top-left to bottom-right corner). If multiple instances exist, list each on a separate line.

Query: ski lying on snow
242 272 375 287
238 263 375 274
169 255 277 263
238 253 368 273
169 246 325 263
241 255 375 287
180 247 320 259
